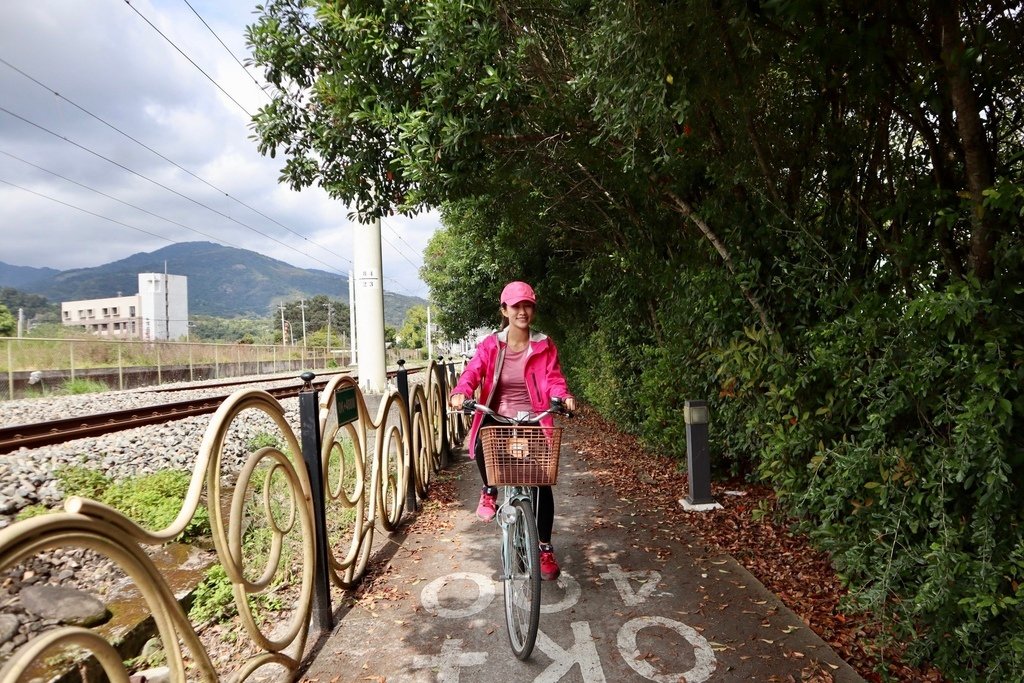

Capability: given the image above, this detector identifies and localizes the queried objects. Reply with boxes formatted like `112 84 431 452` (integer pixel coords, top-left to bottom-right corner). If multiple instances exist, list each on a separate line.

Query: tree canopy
0 304 15 337
248 1 1024 677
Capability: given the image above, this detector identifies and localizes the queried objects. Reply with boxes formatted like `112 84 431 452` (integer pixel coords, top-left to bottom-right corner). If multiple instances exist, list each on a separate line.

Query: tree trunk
937 1 996 281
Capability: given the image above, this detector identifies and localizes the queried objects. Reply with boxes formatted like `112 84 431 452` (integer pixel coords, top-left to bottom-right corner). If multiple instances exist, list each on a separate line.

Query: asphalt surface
298 432 866 683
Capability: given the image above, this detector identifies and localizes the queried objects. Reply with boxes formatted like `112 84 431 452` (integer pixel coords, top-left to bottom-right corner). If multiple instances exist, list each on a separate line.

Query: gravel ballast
1 382 305 527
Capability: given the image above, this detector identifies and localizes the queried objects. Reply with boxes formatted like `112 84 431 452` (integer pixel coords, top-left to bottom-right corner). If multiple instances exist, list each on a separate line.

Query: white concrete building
62 273 189 341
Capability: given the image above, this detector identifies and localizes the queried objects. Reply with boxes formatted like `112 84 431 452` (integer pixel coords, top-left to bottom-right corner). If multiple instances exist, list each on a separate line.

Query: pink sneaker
476 489 497 521
540 548 561 581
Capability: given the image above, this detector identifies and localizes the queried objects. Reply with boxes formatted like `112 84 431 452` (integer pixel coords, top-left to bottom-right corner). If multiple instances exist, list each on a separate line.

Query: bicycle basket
479 425 562 486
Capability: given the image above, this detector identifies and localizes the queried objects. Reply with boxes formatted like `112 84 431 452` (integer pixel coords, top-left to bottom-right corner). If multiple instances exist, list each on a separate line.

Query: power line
0 177 175 245
181 0 270 99
0 55 352 267
123 0 252 118
381 233 421 270
1 148 247 250
382 217 425 264
1 10 426 297
0 54 352 268
0 105 348 274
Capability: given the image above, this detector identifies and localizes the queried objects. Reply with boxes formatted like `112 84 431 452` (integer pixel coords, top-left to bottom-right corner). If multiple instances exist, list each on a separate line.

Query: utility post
426 306 433 359
325 301 333 355
353 214 387 393
300 298 308 349
348 271 358 365
279 303 287 346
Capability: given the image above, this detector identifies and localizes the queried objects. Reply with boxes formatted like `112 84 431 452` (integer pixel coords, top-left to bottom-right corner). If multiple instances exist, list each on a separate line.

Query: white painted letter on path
420 572 495 618
541 571 582 614
617 616 716 683
534 621 607 683
600 564 670 606
409 638 487 682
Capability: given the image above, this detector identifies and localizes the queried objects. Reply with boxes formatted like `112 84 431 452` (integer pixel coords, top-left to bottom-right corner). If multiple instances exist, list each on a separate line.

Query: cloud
0 0 437 299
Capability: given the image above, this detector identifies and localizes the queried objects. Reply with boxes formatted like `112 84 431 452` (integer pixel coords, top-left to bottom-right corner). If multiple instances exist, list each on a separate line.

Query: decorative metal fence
0 359 461 682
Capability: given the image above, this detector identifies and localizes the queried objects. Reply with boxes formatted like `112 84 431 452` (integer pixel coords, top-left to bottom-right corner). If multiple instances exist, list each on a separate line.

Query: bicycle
457 397 570 660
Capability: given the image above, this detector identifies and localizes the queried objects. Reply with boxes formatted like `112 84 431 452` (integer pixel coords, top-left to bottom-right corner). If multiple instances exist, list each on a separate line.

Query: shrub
55 465 112 500
60 379 109 395
101 470 210 543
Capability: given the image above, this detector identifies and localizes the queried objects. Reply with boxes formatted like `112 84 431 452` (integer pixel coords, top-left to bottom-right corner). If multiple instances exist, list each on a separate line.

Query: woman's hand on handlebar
551 396 577 414
449 393 466 410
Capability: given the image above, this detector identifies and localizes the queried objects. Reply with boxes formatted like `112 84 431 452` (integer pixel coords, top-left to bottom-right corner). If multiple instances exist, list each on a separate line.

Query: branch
666 191 774 334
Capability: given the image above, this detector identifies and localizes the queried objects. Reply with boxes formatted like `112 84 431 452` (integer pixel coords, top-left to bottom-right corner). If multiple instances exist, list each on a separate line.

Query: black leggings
474 425 555 544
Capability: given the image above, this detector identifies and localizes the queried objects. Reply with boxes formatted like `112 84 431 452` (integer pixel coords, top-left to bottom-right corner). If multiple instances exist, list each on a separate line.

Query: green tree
275 295 350 345
248 2 1024 677
0 304 15 337
0 288 58 324
189 316 275 344
396 305 428 349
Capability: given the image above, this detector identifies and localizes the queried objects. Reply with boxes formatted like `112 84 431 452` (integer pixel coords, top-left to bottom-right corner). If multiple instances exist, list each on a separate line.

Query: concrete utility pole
354 216 387 393
279 303 287 345
17 308 24 338
325 301 333 352
426 305 433 359
164 262 170 341
348 271 358 365
299 298 308 348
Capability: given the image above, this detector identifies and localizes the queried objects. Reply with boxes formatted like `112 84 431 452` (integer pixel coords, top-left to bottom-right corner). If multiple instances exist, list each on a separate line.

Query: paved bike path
300 435 866 682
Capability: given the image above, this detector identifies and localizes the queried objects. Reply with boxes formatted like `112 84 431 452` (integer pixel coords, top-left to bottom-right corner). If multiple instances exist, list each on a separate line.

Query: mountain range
0 242 426 326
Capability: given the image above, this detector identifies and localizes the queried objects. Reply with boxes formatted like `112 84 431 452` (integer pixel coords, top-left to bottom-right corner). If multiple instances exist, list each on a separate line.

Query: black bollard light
680 400 722 511
298 371 333 631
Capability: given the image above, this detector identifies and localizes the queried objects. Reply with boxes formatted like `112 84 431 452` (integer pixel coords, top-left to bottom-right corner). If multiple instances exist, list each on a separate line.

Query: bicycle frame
457 398 569 660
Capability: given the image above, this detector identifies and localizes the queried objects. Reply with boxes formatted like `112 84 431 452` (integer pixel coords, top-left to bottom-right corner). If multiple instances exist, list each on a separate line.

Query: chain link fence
0 337 349 400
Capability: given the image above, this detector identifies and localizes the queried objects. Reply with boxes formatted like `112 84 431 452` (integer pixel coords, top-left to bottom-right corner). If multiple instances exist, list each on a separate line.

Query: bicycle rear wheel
502 497 541 660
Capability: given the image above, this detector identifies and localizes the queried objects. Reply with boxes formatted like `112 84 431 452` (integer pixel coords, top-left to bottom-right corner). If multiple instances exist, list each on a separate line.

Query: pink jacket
451 328 573 457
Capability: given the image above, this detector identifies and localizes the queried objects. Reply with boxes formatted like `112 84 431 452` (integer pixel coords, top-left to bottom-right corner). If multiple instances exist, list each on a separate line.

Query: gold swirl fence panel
0 360 460 682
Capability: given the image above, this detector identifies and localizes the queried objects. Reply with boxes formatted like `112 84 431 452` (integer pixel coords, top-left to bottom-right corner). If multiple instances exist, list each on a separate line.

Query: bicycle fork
497 486 536 580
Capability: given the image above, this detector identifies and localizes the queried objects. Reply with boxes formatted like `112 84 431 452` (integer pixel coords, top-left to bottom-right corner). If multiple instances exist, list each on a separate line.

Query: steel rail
0 366 428 455
141 369 353 393
0 382 317 455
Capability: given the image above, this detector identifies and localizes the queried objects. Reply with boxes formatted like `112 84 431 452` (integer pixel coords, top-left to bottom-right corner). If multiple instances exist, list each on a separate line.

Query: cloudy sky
0 0 438 299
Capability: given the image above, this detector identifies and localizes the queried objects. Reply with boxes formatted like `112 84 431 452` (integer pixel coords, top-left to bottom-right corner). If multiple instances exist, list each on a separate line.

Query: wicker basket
479 425 562 486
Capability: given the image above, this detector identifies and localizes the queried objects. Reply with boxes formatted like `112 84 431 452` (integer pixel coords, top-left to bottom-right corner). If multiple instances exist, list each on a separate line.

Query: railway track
0 366 428 455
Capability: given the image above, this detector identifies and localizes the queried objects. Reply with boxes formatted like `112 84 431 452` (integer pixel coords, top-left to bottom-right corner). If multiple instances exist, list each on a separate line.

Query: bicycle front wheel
502 497 541 660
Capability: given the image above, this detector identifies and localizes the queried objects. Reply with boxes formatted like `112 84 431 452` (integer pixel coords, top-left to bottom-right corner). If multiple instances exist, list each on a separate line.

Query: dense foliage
0 287 58 325
247 1 1024 678
0 304 14 337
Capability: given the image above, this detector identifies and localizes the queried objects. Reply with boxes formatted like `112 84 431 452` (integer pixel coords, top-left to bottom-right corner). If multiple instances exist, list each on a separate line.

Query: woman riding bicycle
448 280 577 581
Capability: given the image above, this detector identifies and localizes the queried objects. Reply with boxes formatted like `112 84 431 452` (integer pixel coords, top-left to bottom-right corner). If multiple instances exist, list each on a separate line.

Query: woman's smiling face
502 301 535 330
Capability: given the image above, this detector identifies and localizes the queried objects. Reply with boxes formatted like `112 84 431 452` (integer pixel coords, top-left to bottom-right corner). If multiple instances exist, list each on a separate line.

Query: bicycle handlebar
457 397 572 424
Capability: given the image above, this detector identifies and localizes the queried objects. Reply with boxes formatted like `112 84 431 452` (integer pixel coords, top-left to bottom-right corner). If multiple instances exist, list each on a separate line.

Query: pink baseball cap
500 281 536 306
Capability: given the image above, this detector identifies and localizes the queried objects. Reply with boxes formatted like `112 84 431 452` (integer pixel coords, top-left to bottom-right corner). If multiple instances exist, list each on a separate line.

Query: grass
16 464 209 543
59 378 110 395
